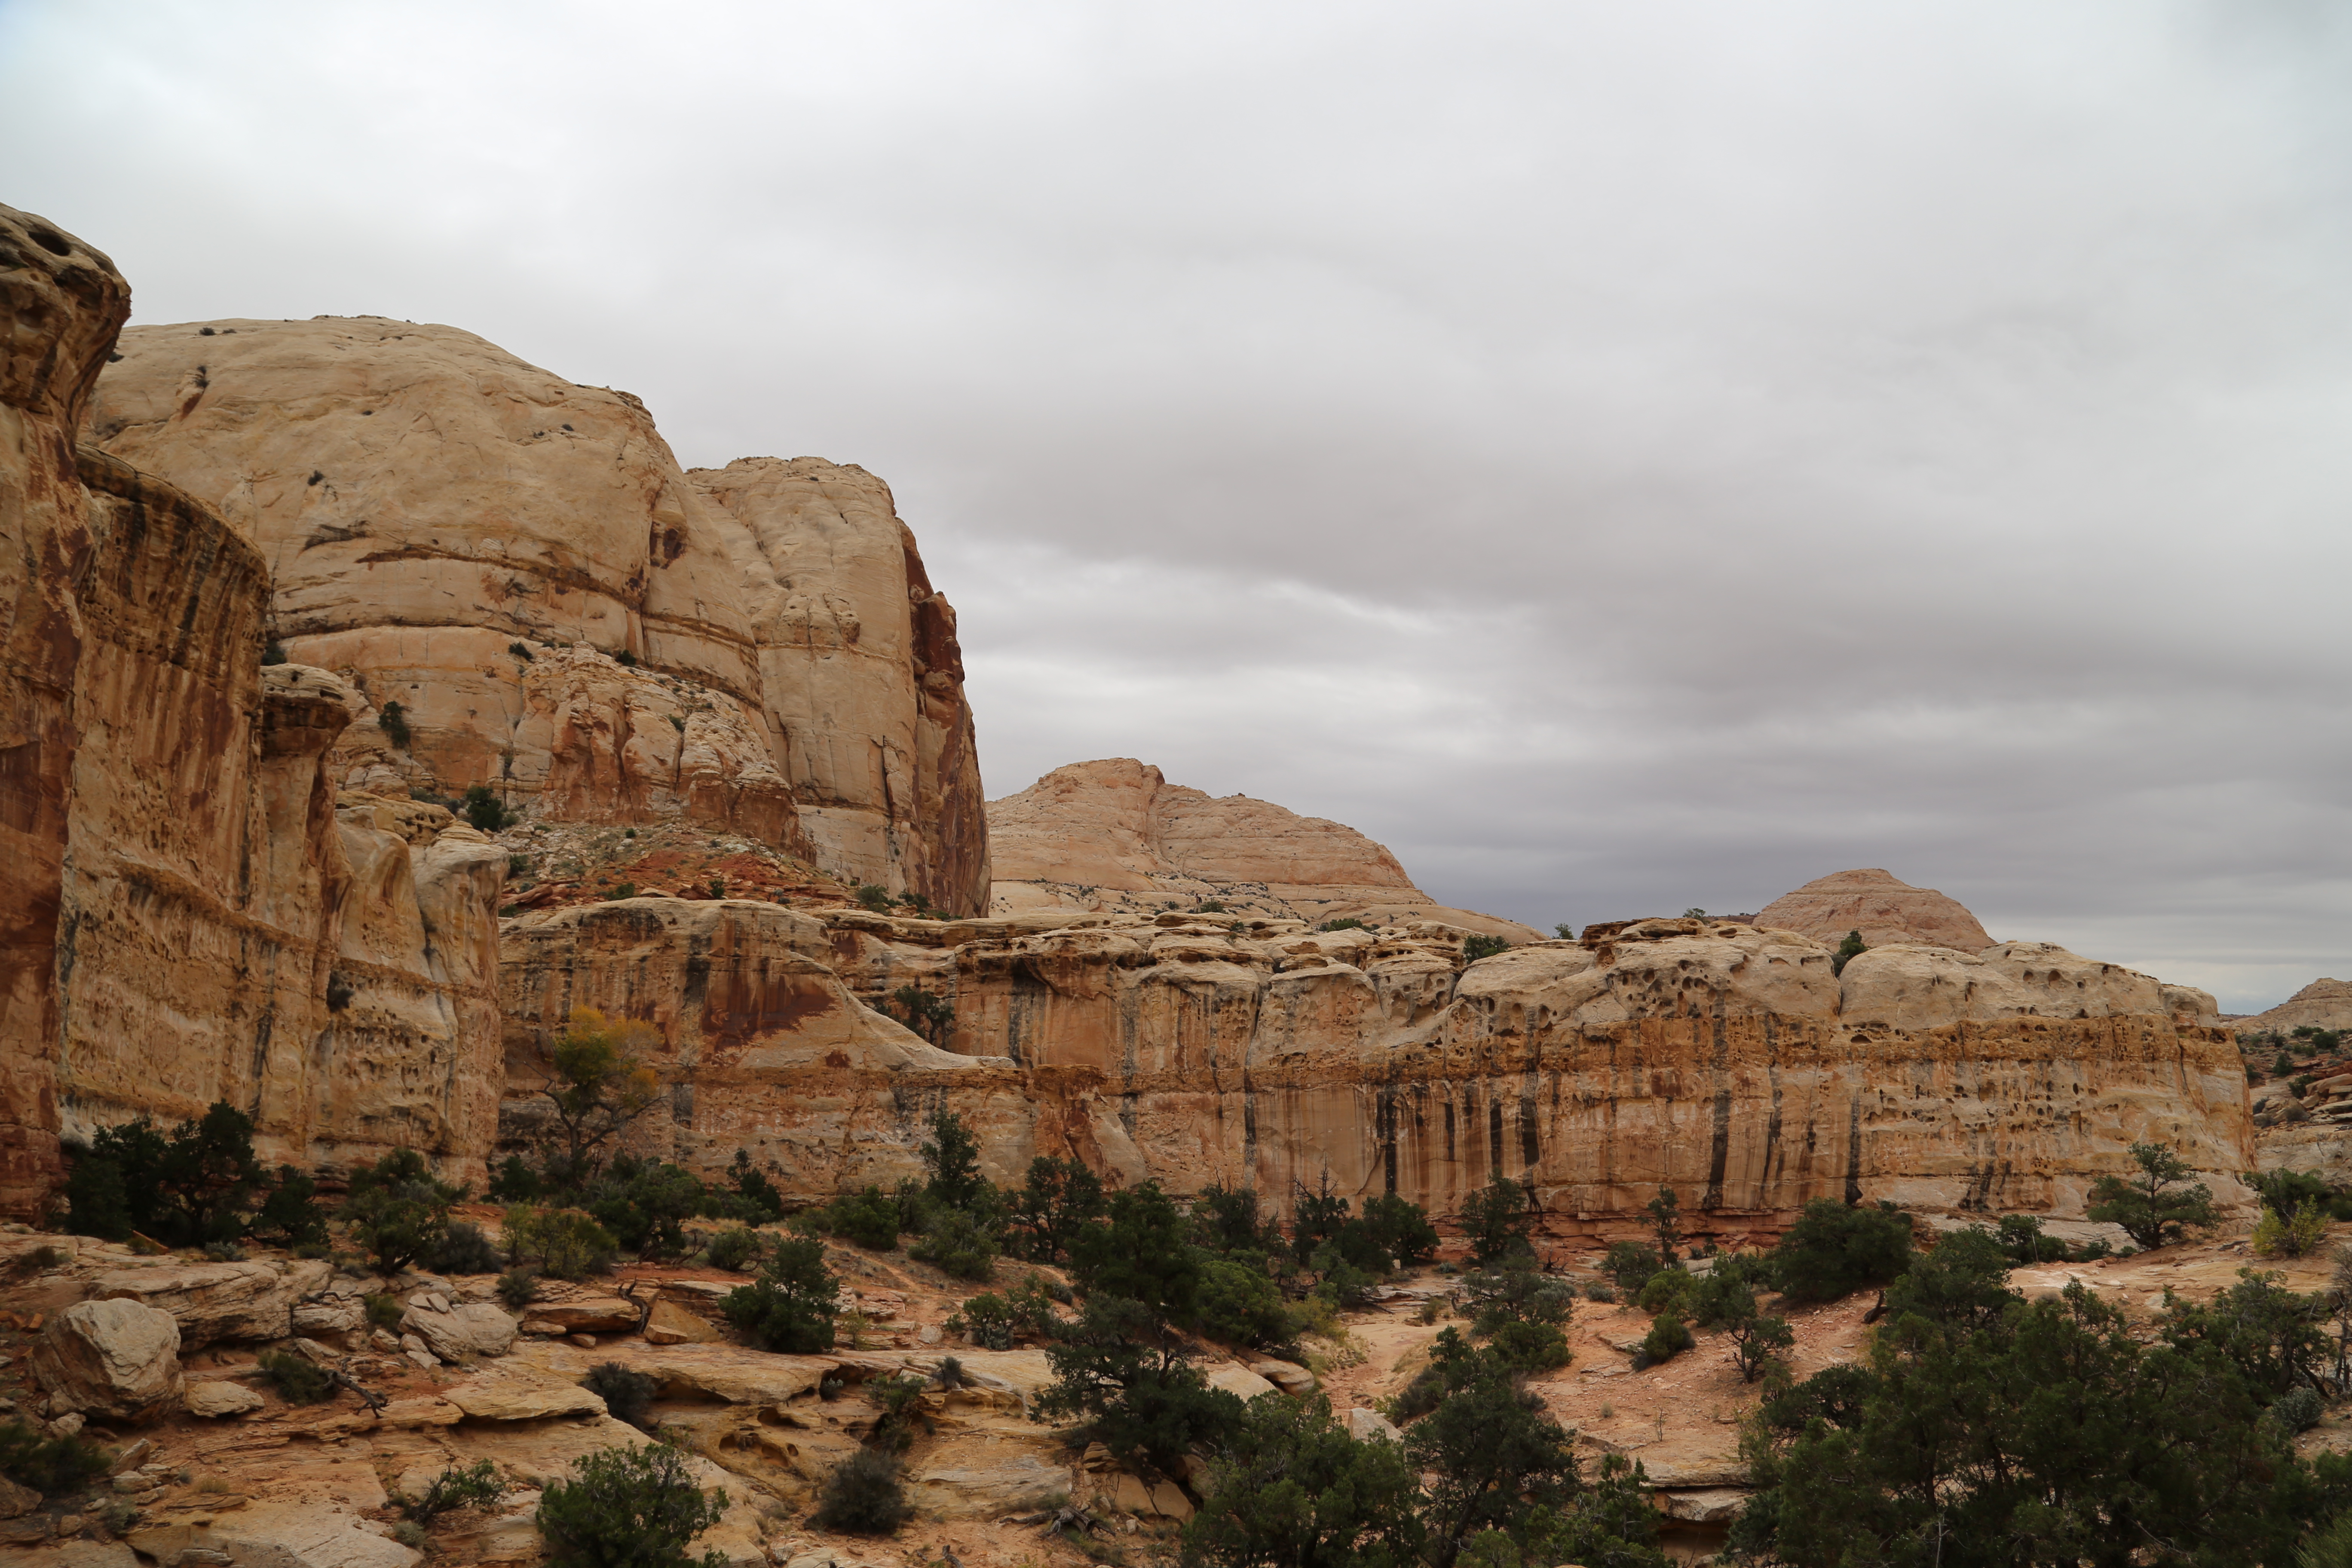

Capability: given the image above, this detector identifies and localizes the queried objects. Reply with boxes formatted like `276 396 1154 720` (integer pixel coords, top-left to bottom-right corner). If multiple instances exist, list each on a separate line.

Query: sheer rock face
0 204 129 1215
496 899 1030 1197
87 324 987 910
496 907 2251 1234
986 758 1539 938
0 211 510 1215
690 456 988 913
1753 867 1995 952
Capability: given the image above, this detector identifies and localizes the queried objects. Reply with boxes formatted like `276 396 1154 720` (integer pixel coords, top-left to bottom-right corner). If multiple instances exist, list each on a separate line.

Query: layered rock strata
1752 867 1995 951
496 906 2252 1236
987 758 1537 938
0 208 507 1210
2230 978 2352 1038
88 323 987 910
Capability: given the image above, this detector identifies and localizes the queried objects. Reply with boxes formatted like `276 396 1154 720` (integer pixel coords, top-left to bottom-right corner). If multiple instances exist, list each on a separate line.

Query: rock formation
1753 867 1995 951
87 322 988 912
0 208 510 1212
987 758 1538 938
2229 978 2352 1038
492 904 2253 1236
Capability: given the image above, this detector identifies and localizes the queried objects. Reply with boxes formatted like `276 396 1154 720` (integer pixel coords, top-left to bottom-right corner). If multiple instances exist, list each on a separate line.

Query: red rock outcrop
87 322 988 911
987 758 1537 938
1753 867 1995 951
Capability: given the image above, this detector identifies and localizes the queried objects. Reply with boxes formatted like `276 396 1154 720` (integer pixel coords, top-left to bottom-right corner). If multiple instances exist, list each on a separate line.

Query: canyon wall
0 208 511 1213
491 903 2254 1237
87 323 987 911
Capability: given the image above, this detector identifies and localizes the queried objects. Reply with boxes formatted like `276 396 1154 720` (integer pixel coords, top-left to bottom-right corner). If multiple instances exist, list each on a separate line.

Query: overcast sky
6 1 2350 1009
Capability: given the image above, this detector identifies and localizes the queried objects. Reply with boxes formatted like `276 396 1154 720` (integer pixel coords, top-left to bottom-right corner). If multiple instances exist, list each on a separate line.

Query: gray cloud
6 0 2350 1007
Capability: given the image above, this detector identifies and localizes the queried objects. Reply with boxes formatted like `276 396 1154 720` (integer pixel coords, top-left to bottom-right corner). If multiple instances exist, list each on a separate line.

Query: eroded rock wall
493 905 2254 1236
0 205 130 1213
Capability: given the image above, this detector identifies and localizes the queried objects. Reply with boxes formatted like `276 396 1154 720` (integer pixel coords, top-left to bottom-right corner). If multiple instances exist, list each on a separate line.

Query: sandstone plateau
987 757 1542 940
1751 866 1995 951
2230 977 2352 1038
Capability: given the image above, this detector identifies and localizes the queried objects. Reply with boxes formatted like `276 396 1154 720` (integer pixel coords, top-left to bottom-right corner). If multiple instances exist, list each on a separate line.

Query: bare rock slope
987 758 1538 938
87 318 986 912
1754 867 1995 951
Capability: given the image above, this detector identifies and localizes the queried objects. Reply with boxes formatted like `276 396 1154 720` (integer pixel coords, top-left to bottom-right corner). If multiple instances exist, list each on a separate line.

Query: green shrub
585 1158 705 1260
405 1459 506 1525
262 640 288 665
1462 934 1511 962
1585 1280 1618 1303
1605 1240 1664 1292
2086 1142 2217 1250
1040 1294 1247 1476
506 1206 617 1280
811 1447 911 1535
252 1165 329 1247
1006 1155 1106 1263
377 700 411 749
705 1227 764 1272
203 1239 245 1262
819 1186 902 1250
1193 1256 1295 1349
260 1349 335 1404
909 1207 998 1280
431 1220 502 1275
0 1418 111 1497
342 1148 459 1273
509 641 534 661
1832 930 1866 976
1638 1309 1694 1366
497 1269 539 1309
953 1291 1018 1349
64 1100 264 1246
1484 1316 1574 1371
919 1109 988 1211
854 883 893 913
1636 1267 1699 1316
536 1441 727 1568
584 1362 659 1432
1461 1175 1537 1265
488 1155 545 1203
867 1373 928 1453
1769 1198 1914 1302
1316 916 1368 931
721 1237 839 1353
364 1292 406 1331
462 784 513 833
2270 1385 2324 1434
2253 1202 2329 1259
1358 1193 1441 1266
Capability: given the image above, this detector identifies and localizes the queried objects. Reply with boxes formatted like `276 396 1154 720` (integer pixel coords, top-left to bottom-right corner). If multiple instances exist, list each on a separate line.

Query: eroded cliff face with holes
491 904 2253 1237
86 325 989 911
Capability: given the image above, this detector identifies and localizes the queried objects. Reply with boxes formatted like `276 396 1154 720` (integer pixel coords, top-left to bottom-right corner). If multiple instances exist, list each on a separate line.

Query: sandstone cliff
1753 867 1995 951
987 758 1537 939
0 211 512 1211
87 318 986 912
499 904 2252 1237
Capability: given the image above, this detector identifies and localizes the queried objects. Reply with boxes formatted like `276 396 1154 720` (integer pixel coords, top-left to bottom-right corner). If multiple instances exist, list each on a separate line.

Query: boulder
517 1297 640 1335
0 1473 39 1519
641 1300 719 1345
89 1258 331 1348
31 1299 183 1421
443 1369 608 1421
401 1302 518 1361
1344 1407 1402 1443
185 1381 265 1418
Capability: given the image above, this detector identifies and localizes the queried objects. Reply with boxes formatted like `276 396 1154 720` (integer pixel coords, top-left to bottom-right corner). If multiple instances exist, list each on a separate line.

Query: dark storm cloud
4 0 2349 1007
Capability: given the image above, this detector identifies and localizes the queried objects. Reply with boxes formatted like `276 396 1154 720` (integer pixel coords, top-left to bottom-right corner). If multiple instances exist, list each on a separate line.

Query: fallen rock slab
31 1298 183 1421
185 1380 265 1418
91 1259 331 1347
1660 1488 1749 1523
444 1369 609 1421
403 1301 518 1360
518 1298 641 1335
